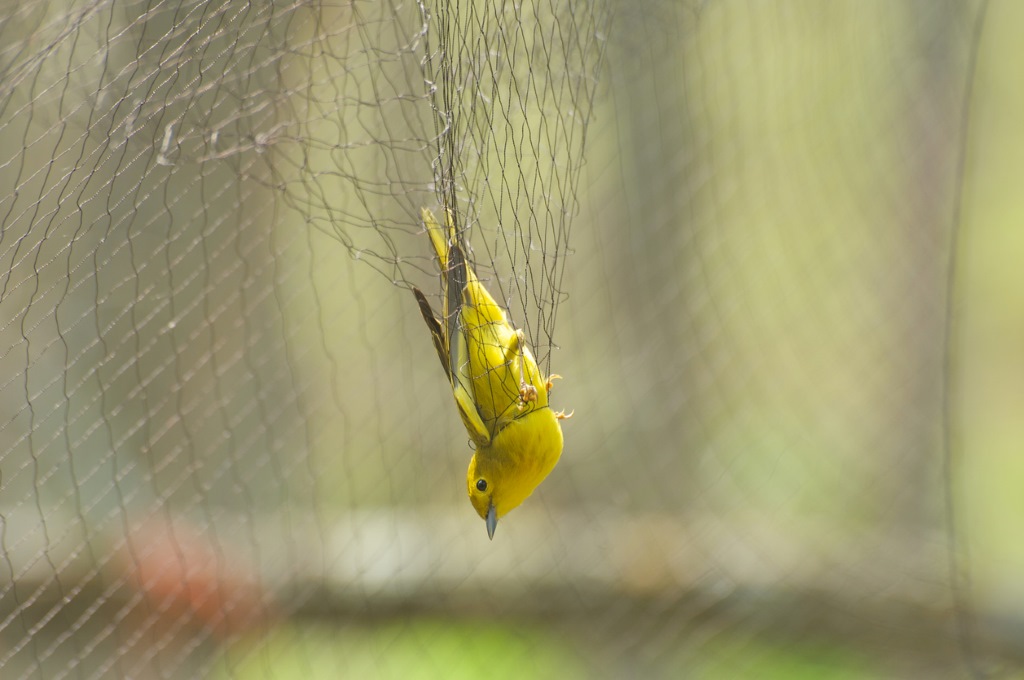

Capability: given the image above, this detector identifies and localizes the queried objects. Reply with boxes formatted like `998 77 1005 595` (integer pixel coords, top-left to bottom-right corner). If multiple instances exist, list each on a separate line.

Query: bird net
0 0 1018 678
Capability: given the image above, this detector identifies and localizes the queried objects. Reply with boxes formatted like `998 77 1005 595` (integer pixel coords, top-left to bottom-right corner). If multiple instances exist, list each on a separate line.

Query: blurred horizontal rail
2 506 1018 666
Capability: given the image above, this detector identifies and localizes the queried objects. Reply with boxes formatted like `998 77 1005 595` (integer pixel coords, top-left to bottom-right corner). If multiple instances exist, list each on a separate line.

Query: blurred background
0 0 1020 678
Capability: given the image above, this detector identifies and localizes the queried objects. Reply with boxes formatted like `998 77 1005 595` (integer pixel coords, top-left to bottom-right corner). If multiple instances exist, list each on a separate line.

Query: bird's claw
545 374 563 393
555 409 574 421
519 381 538 408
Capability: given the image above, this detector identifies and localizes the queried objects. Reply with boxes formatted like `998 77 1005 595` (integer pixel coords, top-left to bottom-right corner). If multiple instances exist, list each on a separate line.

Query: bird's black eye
476 479 487 492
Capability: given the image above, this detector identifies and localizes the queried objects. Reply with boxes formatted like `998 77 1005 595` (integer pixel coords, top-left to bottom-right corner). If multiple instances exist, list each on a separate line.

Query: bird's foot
545 374 562 393
519 381 538 408
554 409 574 421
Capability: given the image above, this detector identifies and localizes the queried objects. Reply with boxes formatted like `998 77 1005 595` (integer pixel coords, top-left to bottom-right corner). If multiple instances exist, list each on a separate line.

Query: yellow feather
413 207 567 539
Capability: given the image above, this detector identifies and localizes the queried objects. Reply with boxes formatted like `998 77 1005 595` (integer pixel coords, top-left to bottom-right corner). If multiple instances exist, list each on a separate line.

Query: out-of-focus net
1 0 1020 678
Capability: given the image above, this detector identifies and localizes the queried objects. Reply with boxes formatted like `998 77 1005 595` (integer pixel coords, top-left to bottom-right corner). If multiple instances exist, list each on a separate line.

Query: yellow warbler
412 207 571 539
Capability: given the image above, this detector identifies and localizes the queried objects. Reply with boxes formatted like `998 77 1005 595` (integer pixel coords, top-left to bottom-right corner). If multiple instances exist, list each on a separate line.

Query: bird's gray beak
485 503 498 540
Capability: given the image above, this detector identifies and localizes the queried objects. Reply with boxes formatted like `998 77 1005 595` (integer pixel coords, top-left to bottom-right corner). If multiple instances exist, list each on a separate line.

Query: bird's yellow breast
468 406 563 520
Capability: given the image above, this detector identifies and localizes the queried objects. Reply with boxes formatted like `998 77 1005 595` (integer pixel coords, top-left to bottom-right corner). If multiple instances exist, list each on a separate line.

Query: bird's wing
445 244 493 447
413 218 493 449
413 288 448 374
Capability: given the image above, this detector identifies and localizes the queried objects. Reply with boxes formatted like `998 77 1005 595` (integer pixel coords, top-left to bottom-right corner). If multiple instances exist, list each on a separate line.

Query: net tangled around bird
0 1 1017 679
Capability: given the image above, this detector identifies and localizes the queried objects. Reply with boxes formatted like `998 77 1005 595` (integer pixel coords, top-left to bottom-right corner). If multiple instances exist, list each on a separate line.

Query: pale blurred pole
891 2 964 532
602 2 698 508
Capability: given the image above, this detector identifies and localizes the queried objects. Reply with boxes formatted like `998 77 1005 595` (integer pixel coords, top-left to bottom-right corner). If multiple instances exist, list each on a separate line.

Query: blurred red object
115 516 275 642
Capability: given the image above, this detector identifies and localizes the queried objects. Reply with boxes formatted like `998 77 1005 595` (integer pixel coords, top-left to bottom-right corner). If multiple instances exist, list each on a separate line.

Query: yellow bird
412 207 571 539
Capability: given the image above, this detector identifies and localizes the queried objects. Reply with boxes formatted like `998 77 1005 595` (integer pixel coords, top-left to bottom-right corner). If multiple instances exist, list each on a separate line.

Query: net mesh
0 0 1019 678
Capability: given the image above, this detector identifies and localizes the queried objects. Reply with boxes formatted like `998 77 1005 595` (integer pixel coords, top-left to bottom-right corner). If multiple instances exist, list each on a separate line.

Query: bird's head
466 407 564 539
